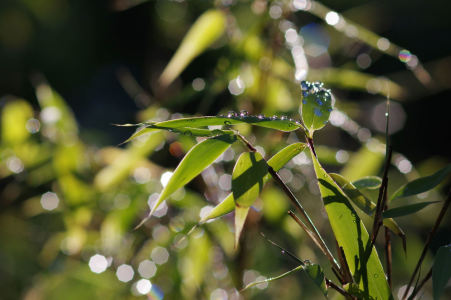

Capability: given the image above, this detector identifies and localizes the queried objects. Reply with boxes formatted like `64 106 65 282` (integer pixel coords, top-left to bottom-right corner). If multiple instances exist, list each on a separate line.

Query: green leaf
232 151 268 246
304 264 328 297
299 81 333 136
330 173 376 215
432 244 451 300
391 165 451 201
152 115 303 132
382 201 441 219
330 173 406 249
136 134 236 228
122 125 234 144
310 148 392 300
159 10 226 87
352 176 382 190
199 143 307 223
232 152 268 207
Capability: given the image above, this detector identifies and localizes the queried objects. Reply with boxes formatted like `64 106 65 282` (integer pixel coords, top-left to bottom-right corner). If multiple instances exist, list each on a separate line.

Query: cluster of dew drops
300 80 333 118
217 110 302 127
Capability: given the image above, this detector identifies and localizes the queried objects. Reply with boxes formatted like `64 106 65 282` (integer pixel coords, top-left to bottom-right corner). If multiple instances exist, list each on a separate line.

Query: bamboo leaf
159 10 227 87
310 149 392 299
352 176 382 190
382 201 441 219
232 152 268 246
122 125 234 144
151 115 303 132
432 244 451 300
136 134 236 228
199 143 307 223
304 264 328 297
391 165 451 201
299 81 333 136
330 173 406 249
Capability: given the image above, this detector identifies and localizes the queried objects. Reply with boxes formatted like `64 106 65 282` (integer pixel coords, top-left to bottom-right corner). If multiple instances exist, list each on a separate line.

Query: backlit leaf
232 151 267 246
136 134 236 228
152 114 303 132
310 148 392 300
330 173 406 248
299 81 333 136
199 143 306 223
159 10 227 87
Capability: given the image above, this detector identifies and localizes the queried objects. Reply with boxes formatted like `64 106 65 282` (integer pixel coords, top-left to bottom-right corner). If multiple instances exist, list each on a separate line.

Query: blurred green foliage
1 0 450 299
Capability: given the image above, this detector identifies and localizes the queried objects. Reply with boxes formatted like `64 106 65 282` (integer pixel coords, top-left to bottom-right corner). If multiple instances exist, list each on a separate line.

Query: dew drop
302 99 307 105
301 80 309 90
373 274 378 278
280 116 288 120
257 114 265 120
224 120 232 125
316 98 323 106
302 91 309 97
314 108 323 117
227 111 237 118
183 131 193 136
239 110 248 117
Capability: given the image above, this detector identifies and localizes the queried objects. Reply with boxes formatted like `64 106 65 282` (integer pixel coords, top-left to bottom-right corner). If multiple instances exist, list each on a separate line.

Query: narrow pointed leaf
352 176 382 190
122 124 235 144
305 264 328 297
159 10 226 87
432 244 451 300
199 143 307 223
330 173 406 248
232 151 268 207
299 81 333 136
310 148 392 299
151 115 302 132
232 152 268 246
234 206 250 249
391 165 451 201
382 201 441 219
137 134 236 228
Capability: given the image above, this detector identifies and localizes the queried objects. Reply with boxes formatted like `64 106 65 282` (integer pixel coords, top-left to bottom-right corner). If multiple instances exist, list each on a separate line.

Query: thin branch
384 226 392 289
408 268 432 300
260 232 304 265
236 133 341 275
370 147 392 246
402 192 451 300
288 211 342 277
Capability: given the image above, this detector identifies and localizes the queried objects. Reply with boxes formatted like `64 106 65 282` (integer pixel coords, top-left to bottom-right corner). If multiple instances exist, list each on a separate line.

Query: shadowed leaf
353 176 382 190
232 152 267 247
199 143 306 223
310 149 392 300
432 244 451 300
382 201 441 219
391 165 451 201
